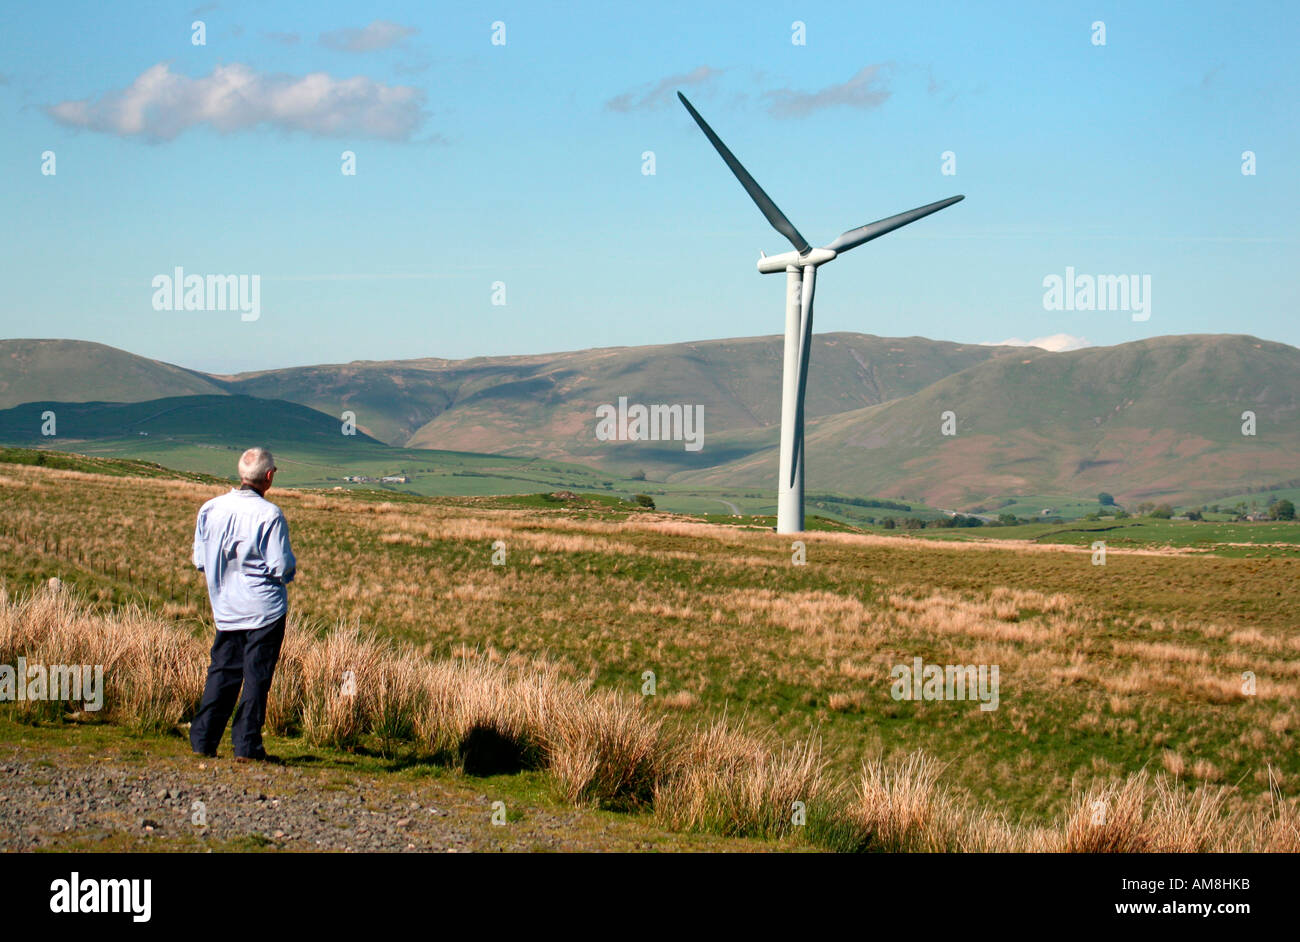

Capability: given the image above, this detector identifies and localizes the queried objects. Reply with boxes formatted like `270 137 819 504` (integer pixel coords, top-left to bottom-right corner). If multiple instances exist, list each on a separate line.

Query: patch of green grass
892 516 1300 557
0 445 225 484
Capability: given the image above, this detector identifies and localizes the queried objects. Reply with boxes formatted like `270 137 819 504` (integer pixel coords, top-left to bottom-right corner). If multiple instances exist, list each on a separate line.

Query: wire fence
0 518 214 630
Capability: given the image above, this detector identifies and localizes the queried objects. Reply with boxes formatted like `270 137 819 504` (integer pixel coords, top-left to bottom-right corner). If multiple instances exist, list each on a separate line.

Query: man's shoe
234 752 281 764
193 749 217 759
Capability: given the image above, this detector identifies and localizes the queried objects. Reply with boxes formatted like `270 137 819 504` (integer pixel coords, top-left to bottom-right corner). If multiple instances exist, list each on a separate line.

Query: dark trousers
189 613 286 758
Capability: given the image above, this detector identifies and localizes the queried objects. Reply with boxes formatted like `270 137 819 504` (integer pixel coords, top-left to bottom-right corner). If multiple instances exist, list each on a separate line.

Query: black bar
0 852 1284 929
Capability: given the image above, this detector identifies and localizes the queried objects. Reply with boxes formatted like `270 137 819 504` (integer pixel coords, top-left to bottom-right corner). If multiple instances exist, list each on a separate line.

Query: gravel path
1 756 569 851
0 736 747 852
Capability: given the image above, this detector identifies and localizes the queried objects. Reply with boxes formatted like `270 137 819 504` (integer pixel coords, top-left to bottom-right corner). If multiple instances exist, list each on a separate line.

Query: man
189 447 296 762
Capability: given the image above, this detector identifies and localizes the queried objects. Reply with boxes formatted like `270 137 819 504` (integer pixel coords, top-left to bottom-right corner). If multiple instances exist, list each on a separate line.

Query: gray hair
237 447 276 484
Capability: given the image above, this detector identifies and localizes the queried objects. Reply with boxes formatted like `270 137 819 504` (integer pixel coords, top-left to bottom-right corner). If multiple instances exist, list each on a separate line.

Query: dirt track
0 725 758 853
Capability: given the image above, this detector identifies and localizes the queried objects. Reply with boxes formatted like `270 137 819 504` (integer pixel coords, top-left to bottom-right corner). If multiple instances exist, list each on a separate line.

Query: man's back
193 488 296 631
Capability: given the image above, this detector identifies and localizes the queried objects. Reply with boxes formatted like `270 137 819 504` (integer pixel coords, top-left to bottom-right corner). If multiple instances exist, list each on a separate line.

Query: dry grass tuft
540 688 664 807
653 718 828 839
1064 771 1239 852
846 751 970 851
0 587 203 729
299 628 385 749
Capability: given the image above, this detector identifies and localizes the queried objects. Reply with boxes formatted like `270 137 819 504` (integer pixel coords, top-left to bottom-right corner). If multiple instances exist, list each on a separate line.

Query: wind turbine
677 91 964 534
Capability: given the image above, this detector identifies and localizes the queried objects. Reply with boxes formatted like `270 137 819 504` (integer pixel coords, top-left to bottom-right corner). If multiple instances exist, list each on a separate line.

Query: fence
0 517 211 627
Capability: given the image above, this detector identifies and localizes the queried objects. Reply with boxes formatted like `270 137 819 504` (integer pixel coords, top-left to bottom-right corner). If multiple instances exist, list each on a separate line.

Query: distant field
978 496 1111 520
897 518 1300 557
2 451 1297 832
4 435 933 523
1206 486 1300 511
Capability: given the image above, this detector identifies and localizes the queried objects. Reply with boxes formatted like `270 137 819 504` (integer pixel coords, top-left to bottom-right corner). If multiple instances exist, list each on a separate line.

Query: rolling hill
1 332 1296 509
0 395 638 501
0 394 383 446
677 334 1300 507
220 333 1013 461
0 339 225 409
0 334 1013 477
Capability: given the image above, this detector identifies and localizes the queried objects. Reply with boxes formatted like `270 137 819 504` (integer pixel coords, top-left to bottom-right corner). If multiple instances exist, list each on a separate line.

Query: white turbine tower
678 92 964 534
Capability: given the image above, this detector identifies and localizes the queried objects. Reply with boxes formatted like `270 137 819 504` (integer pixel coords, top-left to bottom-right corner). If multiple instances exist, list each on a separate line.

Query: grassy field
2 448 1298 849
1205 485 1300 512
5 434 947 524
896 517 1300 558
977 495 1111 520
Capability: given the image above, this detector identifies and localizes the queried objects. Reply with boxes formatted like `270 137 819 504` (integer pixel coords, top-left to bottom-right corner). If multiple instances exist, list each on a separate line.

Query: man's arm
192 510 206 571
264 513 296 584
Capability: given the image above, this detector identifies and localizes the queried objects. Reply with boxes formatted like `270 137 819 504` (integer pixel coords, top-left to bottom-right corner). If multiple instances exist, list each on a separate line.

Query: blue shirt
192 488 296 631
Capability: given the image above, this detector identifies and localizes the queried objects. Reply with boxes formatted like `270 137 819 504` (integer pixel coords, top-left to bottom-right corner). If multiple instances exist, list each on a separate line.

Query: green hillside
0 395 384 448
0 397 775 515
0 395 618 494
0 338 224 408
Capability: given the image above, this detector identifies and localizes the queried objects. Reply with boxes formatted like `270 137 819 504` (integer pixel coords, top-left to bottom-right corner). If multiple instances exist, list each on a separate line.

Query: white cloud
763 65 891 118
985 334 1091 352
46 63 426 141
320 20 417 53
606 65 722 112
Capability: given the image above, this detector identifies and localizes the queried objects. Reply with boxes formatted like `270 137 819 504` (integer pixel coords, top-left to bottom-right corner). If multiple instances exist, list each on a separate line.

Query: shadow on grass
459 724 543 777
271 725 544 778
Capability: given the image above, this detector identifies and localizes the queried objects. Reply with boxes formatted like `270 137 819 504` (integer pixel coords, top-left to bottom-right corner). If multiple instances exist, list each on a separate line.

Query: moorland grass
1 584 1297 852
1 458 1298 848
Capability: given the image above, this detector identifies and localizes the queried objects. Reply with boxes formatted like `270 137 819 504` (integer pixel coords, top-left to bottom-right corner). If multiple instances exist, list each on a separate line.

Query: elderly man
189 447 296 762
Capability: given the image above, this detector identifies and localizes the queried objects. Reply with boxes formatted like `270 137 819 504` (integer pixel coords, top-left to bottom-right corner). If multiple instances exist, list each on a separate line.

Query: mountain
0 339 225 409
0 335 1013 469
2 333 1296 508
676 334 1300 507
220 333 1011 456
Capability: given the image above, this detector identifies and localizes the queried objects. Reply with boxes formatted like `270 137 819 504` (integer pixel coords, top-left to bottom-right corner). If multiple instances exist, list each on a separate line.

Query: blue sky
1 0 1296 373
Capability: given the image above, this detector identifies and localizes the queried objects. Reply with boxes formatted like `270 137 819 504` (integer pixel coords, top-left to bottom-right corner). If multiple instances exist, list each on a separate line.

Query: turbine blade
825 195 964 254
678 92 811 255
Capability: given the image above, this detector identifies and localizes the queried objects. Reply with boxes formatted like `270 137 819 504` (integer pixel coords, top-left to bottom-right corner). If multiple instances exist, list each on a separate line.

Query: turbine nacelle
757 247 836 274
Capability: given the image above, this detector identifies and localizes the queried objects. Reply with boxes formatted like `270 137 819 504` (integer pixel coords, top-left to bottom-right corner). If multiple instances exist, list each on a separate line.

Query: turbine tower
677 92 964 533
